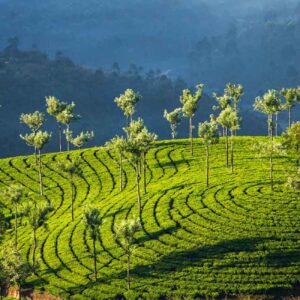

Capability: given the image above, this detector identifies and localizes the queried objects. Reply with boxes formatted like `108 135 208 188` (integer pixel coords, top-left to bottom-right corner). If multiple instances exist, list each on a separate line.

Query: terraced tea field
1 137 300 299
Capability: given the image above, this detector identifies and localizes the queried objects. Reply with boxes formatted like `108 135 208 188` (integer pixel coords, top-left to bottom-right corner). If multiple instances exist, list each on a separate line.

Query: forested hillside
0 45 265 157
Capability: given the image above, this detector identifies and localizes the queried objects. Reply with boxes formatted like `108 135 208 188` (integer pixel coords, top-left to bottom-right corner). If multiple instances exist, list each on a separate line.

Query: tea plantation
1 137 300 299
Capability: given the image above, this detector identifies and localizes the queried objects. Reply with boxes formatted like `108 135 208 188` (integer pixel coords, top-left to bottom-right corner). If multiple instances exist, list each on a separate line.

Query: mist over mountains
0 0 299 156
0 1 299 96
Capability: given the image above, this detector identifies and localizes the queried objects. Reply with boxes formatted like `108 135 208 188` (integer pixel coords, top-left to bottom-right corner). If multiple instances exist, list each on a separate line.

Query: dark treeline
0 43 265 157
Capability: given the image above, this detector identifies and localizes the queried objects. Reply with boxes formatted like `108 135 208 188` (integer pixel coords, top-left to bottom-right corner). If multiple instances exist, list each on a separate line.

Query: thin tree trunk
32 229 37 272
231 130 234 174
136 162 141 216
38 150 43 196
127 253 131 291
206 145 209 187
71 178 74 221
296 146 299 174
93 238 97 281
119 153 123 192
225 127 229 168
270 122 274 191
189 117 193 155
275 112 278 137
15 204 18 249
270 150 273 191
143 152 147 194
34 147 38 165
288 107 291 128
59 124 62 152
67 124 70 151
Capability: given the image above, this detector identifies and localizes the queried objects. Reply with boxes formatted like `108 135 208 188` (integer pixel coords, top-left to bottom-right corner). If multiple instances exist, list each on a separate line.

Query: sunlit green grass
1 137 300 299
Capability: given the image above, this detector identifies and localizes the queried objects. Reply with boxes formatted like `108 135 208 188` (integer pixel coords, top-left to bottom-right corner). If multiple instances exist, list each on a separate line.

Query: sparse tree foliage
217 107 240 172
20 111 45 163
83 207 102 281
198 120 219 186
56 102 81 151
24 200 51 272
46 96 67 152
163 108 182 139
105 136 127 191
20 131 51 196
115 89 142 125
180 84 204 155
253 89 281 138
253 140 283 191
69 131 94 149
115 218 141 292
281 88 299 128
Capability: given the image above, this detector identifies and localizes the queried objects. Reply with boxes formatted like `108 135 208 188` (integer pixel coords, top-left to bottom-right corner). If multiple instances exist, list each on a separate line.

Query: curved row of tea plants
1 137 300 299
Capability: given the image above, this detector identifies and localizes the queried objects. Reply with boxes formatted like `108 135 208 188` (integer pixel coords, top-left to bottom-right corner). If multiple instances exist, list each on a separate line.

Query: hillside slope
1 137 300 299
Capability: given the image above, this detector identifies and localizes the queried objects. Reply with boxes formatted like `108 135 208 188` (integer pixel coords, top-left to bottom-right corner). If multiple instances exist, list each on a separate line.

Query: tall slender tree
253 89 281 138
57 157 83 221
281 88 298 128
212 93 231 137
0 185 23 249
180 84 204 155
24 200 51 273
105 136 127 192
115 218 141 292
20 131 51 196
253 140 283 191
56 102 80 151
46 96 67 152
282 122 300 174
198 120 219 187
115 89 142 125
83 207 102 281
163 108 183 139
217 106 240 173
20 111 45 163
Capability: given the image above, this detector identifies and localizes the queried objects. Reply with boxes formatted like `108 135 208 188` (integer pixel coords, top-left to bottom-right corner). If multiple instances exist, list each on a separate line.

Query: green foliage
0 138 300 298
24 200 51 233
1 247 31 289
114 89 142 120
163 108 182 139
281 88 298 109
69 131 94 149
224 83 244 110
198 121 219 145
20 130 51 150
115 218 141 255
253 89 281 115
180 84 204 118
57 157 83 179
216 106 240 131
45 96 67 117
56 102 81 126
83 207 101 241
1 184 23 206
20 111 45 133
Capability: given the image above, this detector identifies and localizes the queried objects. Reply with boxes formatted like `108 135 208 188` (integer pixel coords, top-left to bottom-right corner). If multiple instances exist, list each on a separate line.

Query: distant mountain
0 47 266 157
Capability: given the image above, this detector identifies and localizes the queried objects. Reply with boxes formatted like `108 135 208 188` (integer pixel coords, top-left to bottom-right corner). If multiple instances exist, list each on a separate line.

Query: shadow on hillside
136 225 178 245
65 236 300 297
